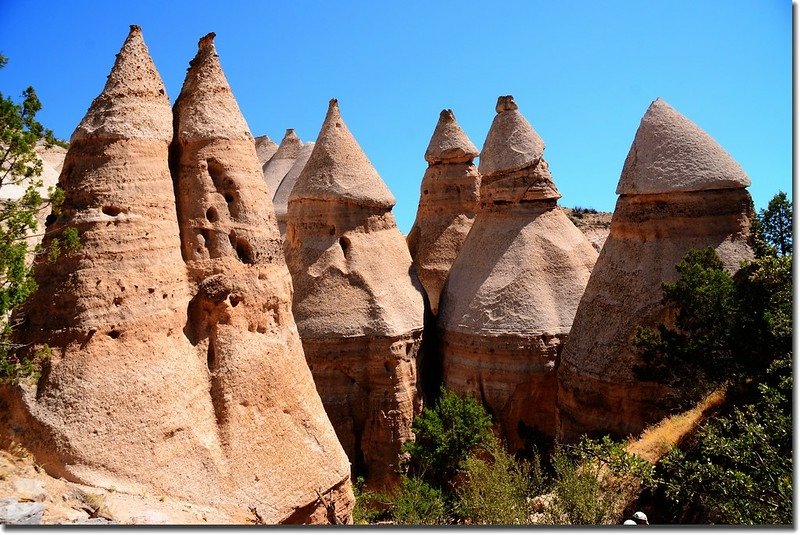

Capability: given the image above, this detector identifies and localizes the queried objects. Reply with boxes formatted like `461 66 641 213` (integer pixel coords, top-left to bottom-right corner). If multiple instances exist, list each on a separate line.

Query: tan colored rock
284 99 424 489
439 96 597 449
2 23 229 512
407 109 480 315
171 33 353 522
262 128 302 196
254 135 278 167
273 141 314 236
557 98 754 442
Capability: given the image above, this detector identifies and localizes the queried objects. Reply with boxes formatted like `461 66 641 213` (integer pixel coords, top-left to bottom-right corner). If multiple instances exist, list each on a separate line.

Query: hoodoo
557 98 754 442
254 135 279 167
272 141 314 236
262 128 302 196
407 109 481 315
284 99 425 489
438 96 598 450
171 33 354 522
1 24 228 515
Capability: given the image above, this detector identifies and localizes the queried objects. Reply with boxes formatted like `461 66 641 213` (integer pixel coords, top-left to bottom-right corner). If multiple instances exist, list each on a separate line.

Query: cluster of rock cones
0 25 756 524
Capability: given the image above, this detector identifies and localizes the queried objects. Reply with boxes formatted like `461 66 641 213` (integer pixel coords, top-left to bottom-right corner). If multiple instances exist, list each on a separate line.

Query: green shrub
455 437 539 525
542 444 614 525
403 386 493 485
391 475 447 525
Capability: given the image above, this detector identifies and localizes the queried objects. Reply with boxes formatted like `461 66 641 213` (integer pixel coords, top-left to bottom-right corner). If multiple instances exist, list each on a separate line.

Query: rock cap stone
479 95 545 177
424 109 479 164
617 98 751 195
290 99 395 208
73 25 171 141
173 32 252 141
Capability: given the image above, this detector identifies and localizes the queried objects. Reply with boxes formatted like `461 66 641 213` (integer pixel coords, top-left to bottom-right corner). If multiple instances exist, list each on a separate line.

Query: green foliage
456 437 539 525
0 54 77 384
633 247 791 411
758 191 792 256
352 475 446 525
403 386 493 485
655 357 792 525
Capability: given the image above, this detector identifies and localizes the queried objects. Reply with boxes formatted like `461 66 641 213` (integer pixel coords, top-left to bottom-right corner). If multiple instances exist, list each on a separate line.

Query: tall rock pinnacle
1 24 227 516
284 99 425 490
407 109 481 315
272 141 315 236
171 33 353 523
557 98 755 442
263 128 303 196
438 96 598 449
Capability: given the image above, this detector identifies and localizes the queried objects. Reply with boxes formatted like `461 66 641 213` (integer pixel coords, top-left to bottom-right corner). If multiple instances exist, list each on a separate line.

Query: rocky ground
564 207 612 252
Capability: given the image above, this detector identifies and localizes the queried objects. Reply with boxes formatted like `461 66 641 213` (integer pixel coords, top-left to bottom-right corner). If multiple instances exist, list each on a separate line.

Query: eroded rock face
557 98 754 442
284 99 424 489
262 129 302 196
273 142 314 237
1 27 353 525
254 135 278 167
439 96 597 450
407 109 480 315
171 33 353 523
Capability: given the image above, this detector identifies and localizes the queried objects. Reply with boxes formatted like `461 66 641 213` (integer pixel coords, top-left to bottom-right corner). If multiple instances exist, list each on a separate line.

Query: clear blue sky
0 0 791 233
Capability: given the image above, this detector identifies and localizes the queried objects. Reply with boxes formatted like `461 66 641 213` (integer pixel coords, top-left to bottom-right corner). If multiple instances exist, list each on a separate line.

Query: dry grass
626 388 726 464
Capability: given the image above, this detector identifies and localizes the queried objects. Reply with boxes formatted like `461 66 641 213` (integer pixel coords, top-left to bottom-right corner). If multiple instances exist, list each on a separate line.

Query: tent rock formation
284 99 424 489
262 128 302 196
438 96 598 450
557 98 754 442
272 141 314 236
254 135 279 167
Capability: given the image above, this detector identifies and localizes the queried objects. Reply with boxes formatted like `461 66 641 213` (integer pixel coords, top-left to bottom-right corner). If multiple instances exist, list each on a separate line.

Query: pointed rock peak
72 25 171 141
617 98 751 195
290 98 395 208
479 95 545 178
174 31 251 140
424 108 478 164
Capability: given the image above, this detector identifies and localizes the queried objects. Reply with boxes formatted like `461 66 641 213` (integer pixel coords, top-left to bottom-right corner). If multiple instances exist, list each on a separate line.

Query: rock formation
557 98 754 442
407 109 481 315
0 26 354 525
284 99 425 489
254 135 278 167
170 33 353 522
272 141 314 236
438 96 598 450
262 128 302 196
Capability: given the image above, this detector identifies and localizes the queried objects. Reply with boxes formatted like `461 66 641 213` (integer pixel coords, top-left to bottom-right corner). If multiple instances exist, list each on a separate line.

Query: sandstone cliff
557 98 754 442
284 99 424 489
407 109 480 316
439 96 598 450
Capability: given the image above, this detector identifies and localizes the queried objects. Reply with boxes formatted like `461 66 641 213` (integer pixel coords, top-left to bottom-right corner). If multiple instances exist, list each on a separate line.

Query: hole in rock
113 297 123 307
108 330 121 339
206 207 219 222
230 295 241 307
102 206 122 217
224 193 235 204
338 236 350 256
423 189 429 195
207 343 215 371
235 238 254 264
45 214 57 227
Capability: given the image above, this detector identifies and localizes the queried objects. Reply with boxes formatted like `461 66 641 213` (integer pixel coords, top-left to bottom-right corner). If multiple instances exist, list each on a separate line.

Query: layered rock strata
262 129 302 196
284 99 424 489
439 96 598 450
407 109 481 315
254 135 278 167
272 141 314 236
557 98 754 442
1 24 227 512
170 33 353 522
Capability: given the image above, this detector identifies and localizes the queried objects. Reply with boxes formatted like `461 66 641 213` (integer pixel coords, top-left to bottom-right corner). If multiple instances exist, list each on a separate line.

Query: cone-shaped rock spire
289 99 395 207
617 99 751 195
273 141 314 236
284 99 424 490
557 98 754 442
424 109 479 164
439 96 597 449
254 134 279 166
263 128 303 196
171 34 354 523
2 26 233 519
407 109 481 315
